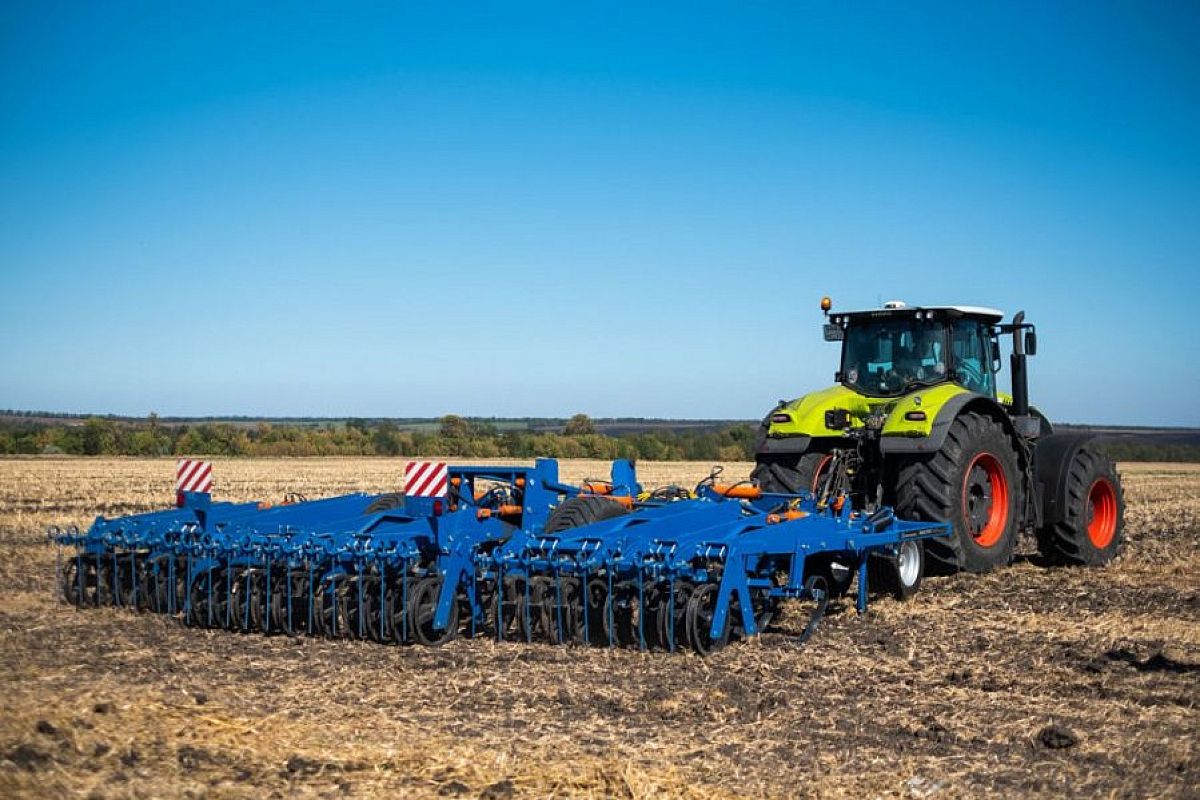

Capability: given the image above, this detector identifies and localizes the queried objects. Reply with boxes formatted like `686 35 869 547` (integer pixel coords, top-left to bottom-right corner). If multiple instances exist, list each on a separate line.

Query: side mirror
834 371 842 383
1025 331 1037 356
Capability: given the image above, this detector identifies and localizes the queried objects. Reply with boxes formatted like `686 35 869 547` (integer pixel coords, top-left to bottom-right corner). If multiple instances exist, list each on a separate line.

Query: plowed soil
1 458 1197 799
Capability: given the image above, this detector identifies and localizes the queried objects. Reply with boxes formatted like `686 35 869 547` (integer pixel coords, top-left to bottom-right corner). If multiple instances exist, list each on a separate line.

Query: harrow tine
580 567 588 645
495 562 504 643
606 571 614 648
523 574 532 643
554 569 564 644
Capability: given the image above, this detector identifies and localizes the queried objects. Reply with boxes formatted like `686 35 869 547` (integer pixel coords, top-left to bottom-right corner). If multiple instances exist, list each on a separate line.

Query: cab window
951 321 994 396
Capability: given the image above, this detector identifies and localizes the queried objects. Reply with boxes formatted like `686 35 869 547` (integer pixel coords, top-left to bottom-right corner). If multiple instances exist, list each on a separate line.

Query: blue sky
2 2 1197 425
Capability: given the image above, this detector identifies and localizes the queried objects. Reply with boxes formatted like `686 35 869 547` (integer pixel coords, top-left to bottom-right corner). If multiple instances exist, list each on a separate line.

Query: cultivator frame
51 459 947 654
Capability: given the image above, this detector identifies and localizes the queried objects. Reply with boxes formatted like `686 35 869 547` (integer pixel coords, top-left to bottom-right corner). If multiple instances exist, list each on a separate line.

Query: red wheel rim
811 454 834 492
962 453 1009 547
1087 478 1118 548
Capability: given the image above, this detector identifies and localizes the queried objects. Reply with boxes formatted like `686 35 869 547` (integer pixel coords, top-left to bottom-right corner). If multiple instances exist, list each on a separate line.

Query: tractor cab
823 301 1004 400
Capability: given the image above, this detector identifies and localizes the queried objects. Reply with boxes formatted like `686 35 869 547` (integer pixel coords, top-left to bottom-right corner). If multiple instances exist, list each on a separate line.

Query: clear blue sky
2 2 1197 425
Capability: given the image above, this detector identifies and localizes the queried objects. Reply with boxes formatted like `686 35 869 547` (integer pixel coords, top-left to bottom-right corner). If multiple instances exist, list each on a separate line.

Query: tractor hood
761 382 970 450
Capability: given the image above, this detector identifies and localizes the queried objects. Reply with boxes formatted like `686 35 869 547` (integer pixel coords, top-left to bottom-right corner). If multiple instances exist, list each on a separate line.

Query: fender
879 393 1016 454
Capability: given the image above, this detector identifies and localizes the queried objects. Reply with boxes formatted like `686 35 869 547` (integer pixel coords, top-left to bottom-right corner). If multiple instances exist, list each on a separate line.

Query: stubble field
1 457 1197 799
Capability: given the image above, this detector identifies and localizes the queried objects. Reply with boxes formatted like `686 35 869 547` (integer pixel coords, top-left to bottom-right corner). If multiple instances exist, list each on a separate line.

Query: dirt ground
1 458 1197 799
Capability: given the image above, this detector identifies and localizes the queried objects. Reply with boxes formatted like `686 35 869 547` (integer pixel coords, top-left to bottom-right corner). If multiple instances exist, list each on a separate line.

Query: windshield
841 318 948 397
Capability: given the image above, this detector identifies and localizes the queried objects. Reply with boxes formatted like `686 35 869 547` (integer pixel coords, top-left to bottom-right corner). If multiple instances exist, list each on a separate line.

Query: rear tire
751 450 834 494
895 411 1021 573
1037 444 1125 566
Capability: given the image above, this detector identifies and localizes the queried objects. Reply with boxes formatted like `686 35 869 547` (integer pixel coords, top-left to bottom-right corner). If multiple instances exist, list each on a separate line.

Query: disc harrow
51 458 948 654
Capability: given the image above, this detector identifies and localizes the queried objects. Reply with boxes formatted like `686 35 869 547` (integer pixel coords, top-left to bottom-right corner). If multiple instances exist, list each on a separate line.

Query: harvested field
1 457 1197 799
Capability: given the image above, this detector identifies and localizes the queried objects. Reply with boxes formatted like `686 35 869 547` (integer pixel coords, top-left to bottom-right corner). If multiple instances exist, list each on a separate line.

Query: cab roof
833 302 1005 324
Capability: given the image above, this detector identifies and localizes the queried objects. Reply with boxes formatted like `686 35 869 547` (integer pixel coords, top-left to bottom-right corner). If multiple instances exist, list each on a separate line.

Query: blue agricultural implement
50 456 947 654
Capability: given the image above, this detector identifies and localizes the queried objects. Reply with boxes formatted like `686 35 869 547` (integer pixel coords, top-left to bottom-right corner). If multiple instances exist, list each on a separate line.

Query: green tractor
751 298 1125 577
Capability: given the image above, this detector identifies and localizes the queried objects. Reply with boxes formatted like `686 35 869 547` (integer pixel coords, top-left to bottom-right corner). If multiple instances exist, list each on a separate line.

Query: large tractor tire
545 495 630 533
1036 442 1125 566
751 451 833 494
895 411 1022 573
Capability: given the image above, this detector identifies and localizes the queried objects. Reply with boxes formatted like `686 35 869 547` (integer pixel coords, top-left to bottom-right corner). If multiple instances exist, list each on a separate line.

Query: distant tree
439 414 471 438
564 413 596 436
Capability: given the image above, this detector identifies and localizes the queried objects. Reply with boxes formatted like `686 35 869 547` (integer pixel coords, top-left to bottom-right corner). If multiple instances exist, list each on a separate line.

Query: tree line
0 413 1194 462
0 413 758 461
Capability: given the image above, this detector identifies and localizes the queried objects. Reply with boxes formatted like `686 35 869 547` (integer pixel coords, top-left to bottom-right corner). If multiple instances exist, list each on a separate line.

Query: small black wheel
686 582 730 656
409 576 459 646
867 539 924 601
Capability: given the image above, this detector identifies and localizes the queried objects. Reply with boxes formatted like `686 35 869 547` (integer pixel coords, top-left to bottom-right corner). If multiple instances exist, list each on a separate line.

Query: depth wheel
867 539 924 601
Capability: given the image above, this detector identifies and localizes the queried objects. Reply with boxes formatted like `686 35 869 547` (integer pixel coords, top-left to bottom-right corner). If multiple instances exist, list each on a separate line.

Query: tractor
751 298 1125 577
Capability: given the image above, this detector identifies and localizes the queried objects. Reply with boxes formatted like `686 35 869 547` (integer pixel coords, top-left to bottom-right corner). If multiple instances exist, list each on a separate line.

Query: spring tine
111 551 119 608
184 550 192 618
606 570 614 648
208 566 214 628
286 564 293 634
357 563 365 639
668 578 676 653
226 560 233 629
378 560 387 643
307 561 315 635
524 573 532 643
329 573 337 637
130 550 138 610
243 565 252 630
401 560 408 643
554 568 564 644
637 569 646 652
580 566 589 645
167 554 175 615
264 553 271 635
469 568 477 639
496 561 504 643
76 549 83 609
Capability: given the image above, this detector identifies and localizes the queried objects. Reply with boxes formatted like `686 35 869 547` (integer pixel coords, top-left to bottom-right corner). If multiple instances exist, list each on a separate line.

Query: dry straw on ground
1 458 1197 798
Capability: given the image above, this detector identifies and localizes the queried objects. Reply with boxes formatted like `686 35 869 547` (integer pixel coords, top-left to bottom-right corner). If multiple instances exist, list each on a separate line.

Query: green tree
563 413 596 436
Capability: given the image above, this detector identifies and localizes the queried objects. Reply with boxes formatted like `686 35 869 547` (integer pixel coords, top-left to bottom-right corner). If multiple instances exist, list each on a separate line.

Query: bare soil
1 458 1197 799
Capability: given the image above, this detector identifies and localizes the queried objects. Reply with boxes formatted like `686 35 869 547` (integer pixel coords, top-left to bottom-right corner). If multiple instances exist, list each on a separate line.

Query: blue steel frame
51 458 947 653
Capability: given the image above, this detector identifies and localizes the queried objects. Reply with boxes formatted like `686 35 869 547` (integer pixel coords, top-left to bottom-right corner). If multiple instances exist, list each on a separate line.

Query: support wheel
867 539 924 601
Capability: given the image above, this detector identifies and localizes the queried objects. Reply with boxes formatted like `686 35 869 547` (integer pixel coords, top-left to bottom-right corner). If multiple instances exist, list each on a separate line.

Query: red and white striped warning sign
405 461 448 497
176 459 213 494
